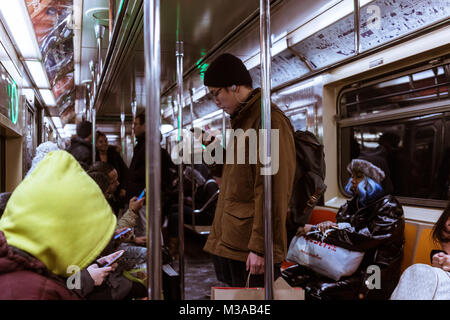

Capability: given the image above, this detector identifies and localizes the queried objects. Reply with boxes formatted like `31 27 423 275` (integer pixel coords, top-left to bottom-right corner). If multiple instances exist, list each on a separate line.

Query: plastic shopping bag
286 235 364 281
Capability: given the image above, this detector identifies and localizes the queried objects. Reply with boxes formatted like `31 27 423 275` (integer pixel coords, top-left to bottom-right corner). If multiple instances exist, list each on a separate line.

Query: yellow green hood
0 150 116 276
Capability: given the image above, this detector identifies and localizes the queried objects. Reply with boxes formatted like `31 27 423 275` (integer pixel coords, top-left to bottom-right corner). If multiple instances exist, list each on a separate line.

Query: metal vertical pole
260 0 273 300
131 60 137 147
85 83 91 121
354 0 360 55
109 0 116 39
144 0 162 300
92 107 96 164
222 110 226 147
120 111 126 156
189 90 196 231
176 40 185 300
94 23 105 81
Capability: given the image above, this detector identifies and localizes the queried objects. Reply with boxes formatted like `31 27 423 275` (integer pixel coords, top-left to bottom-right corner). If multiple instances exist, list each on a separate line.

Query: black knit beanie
76 121 92 139
204 53 253 87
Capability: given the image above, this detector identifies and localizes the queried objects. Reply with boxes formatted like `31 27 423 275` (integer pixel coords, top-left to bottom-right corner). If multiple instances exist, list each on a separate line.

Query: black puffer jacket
283 194 405 300
125 135 145 201
67 136 92 169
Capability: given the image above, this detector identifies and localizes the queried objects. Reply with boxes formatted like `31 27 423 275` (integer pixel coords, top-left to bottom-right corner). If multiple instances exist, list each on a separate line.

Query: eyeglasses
208 87 223 100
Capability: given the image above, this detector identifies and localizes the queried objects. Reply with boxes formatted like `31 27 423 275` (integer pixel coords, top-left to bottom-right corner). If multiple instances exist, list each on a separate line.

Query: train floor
171 229 226 300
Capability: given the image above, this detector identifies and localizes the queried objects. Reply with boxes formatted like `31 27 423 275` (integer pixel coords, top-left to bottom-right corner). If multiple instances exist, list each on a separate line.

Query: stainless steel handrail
176 40 185 300
260 0 274 300
144 0 162 300
193 189 220 215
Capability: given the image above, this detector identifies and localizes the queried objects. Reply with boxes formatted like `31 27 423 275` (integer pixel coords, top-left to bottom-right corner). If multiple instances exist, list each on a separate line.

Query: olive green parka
203 89 296 263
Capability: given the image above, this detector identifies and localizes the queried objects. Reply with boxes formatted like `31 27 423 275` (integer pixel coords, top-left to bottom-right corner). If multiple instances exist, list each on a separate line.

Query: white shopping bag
286 235 364 281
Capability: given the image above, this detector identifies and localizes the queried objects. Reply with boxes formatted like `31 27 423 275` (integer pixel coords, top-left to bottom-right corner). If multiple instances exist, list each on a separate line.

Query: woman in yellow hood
0 150 117 299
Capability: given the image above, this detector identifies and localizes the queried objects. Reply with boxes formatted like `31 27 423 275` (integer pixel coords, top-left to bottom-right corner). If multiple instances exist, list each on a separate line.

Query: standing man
202 53 296 287
67 120 93 170
126 112 146 202
126 112 176 208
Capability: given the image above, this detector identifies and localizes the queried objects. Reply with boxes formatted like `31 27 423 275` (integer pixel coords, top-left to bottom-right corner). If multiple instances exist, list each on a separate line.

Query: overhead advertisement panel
26 0 74 121
359 0 450 52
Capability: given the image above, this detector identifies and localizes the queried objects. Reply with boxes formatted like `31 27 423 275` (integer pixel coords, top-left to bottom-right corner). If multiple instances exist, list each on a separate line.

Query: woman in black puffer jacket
283 156 404 300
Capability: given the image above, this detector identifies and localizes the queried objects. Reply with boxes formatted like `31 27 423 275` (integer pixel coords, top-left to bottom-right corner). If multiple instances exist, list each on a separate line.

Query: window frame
337 58 450 208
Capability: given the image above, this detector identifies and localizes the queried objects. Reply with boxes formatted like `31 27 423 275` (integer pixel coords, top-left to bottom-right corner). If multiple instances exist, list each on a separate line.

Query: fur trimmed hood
347 158 385 184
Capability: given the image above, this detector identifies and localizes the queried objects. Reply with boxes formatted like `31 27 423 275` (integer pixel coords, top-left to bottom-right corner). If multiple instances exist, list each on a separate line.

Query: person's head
26 141 60 178
88 162 119 195
379 132 400 151
87 170 110 195
133 112 146 138
432 204 450 245
204 53 253 115
0 151 116 277
76 120 93 141
96 131 108 153
345 158 385 205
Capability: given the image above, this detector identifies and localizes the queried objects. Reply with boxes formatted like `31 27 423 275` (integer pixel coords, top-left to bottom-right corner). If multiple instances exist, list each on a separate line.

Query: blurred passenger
0 192 11 219
88 162 121 215
284 157 404 300
0 150 117 299
202 53 296 287
125 112 146 202
391 204 450 300
96 131 129 200
125 111 176 222
67 120 93 169
26 141 60 178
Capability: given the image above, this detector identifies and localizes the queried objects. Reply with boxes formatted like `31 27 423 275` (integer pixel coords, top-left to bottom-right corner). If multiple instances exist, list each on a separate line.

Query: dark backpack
289 130 327 227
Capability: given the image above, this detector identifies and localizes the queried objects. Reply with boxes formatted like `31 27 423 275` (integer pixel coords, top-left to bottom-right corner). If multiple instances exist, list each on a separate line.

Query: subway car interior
0 0 449 301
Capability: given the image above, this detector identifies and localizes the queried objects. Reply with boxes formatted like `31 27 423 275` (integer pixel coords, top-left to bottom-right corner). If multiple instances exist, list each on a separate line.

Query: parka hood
0 150 116 276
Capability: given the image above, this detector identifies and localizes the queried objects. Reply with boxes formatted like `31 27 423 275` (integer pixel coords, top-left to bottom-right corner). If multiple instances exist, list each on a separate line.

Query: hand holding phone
102 250 124 268
114 227 132 240
137 189 146 201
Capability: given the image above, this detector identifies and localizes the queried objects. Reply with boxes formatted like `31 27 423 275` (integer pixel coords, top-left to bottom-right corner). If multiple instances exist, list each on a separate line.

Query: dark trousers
212 255 281 287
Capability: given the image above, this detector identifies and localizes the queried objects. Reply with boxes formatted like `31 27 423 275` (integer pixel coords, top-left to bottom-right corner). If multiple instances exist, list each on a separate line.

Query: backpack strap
304 185 327 215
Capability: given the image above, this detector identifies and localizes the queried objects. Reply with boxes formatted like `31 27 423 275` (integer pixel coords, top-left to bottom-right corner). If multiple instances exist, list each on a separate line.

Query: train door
23 102 37 176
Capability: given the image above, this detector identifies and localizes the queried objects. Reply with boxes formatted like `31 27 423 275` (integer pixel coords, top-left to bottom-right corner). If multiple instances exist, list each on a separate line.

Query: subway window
338 57 450 207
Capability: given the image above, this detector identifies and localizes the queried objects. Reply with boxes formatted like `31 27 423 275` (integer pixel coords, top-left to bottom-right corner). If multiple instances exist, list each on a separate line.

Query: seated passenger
0 150 117 299
283 156 404 300
390 204 450 300
96 131 129 202
88 162 122 215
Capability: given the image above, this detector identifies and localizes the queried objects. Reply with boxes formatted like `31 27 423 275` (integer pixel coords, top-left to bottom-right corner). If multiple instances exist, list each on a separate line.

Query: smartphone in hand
113 227 132 240
103 251 124 268
137 189 146 201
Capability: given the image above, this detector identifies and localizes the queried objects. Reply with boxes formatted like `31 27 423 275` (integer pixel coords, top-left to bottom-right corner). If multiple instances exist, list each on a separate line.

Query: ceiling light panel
40 89 57 107
26 61 50 89
0 2 41 60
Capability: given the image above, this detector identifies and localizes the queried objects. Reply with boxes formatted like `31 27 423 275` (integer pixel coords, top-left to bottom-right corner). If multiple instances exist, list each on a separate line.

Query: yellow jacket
0 150 116 276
